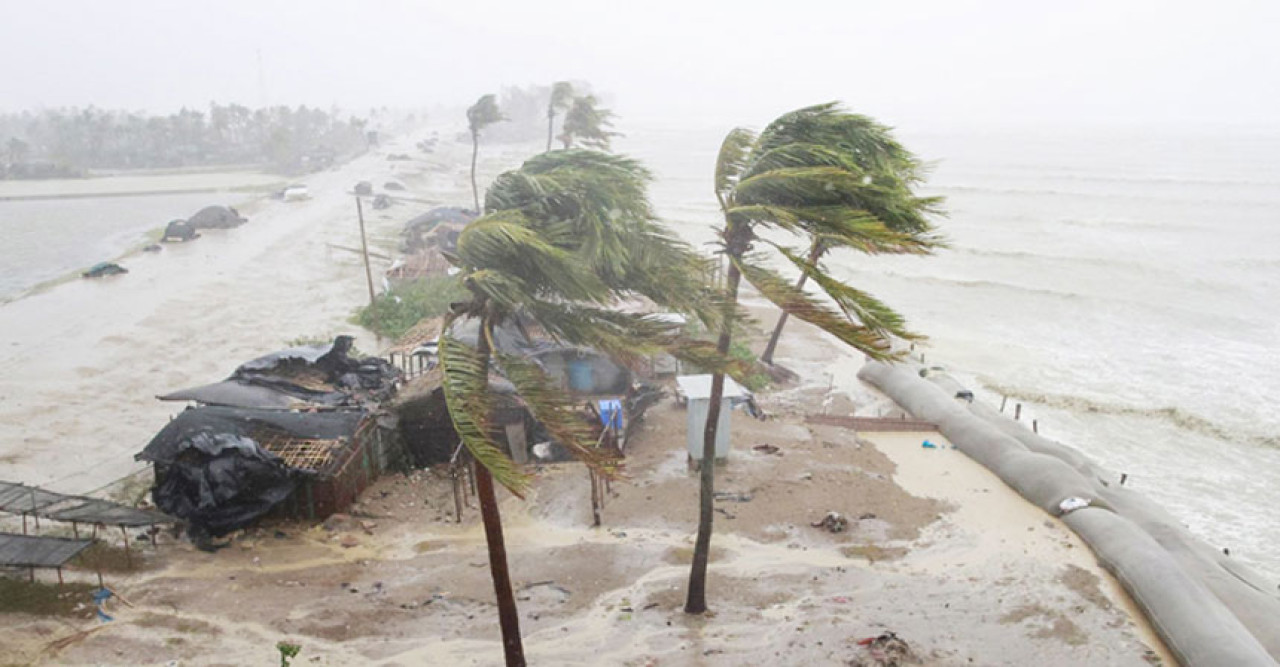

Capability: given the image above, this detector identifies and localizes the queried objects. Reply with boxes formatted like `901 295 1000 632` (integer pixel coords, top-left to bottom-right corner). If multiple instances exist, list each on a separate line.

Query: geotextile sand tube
859 360 1280 667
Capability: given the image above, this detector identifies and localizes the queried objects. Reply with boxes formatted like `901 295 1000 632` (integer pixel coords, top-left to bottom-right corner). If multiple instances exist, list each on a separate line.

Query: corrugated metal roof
0 532 93 569
0 481 172 527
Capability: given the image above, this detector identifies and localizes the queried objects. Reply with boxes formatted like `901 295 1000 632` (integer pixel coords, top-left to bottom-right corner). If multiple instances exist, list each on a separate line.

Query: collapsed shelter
137 337 403 537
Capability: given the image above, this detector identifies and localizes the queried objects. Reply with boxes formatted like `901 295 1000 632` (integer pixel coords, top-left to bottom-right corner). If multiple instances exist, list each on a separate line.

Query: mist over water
620 123 1280 582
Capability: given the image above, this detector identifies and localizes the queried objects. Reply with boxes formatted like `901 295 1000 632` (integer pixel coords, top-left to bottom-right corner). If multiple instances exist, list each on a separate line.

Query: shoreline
0 125 1226 665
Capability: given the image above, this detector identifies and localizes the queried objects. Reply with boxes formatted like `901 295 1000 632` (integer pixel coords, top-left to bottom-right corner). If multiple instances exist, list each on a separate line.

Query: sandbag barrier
858 361 1280 667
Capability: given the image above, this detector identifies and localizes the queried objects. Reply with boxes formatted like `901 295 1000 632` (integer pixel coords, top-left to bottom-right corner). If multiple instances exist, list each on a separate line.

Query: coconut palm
467 94 506 214
558 95 621 151
546 81 574 152
441 150 718 665
683 103 944 614
758 113 942 365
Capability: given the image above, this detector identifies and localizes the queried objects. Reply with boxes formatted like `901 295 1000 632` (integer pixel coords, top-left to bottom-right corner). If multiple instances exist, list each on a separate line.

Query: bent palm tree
442 150 718 665
684 103 944 615
759 112 942 364
546 81 574 151
467 94 505 214
559 95 621 151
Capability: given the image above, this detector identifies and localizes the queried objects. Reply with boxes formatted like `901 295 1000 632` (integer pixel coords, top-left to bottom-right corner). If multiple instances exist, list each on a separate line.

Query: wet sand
0 126 1175 665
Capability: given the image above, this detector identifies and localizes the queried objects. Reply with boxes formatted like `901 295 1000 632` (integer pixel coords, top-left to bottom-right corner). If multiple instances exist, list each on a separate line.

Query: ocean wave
980 381 1280 449
934 184 1277 207
950 246 1155 270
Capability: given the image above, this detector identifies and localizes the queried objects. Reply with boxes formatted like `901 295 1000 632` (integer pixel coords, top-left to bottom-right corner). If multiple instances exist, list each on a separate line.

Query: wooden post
1032 419 1038 434
1014 403 1022 421
29 567 34 583
589 470 601 527
356 197 377 307
96 570 104 588
1120 473 1128 486
453 470 463 523
21 513 26 535
72 522 79 539
1000 396 1008 413
57 567 63 585
121 525 132 569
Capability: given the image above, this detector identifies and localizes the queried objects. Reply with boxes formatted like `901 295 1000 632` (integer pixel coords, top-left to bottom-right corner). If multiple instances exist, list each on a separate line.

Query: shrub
354 275 466 340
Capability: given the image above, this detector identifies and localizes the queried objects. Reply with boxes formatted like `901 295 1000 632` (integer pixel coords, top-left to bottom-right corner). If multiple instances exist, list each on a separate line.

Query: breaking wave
979 381 1280 449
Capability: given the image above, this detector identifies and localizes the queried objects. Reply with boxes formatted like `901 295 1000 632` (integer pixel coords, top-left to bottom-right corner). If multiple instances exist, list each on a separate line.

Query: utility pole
356 197 376 307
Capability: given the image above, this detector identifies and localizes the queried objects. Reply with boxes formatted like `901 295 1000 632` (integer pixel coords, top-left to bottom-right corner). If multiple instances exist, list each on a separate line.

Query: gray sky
2 0 1277 128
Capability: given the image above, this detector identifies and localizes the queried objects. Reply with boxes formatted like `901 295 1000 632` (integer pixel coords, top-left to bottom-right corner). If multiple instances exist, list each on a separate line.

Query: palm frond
715 128 757 209
457 210 610 306
438 327 530 496
731 252 906 362
766 241 923 342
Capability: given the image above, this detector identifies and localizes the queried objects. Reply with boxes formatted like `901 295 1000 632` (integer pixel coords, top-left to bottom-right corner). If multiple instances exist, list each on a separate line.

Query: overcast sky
2 0 1277 128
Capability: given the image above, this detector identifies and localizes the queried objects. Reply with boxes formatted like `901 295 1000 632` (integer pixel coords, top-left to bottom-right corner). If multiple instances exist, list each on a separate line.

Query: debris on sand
82 262 127 278
851 631 919 666
752 444 781 455
812 511 848 533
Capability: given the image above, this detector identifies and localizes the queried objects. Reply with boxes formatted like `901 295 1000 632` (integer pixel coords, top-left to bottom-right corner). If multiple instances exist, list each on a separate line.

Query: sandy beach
0 125 1178 665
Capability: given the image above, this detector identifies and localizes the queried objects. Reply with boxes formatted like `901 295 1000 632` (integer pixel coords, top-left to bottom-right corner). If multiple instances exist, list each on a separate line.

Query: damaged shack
392 317 661 467
136 337 402 539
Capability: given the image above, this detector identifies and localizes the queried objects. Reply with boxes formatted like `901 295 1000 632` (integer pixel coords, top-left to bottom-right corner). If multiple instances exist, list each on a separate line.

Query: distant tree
467 94 506 213
559 95 621 151
546 81 574 152
683 103 943 615
5 137 29 164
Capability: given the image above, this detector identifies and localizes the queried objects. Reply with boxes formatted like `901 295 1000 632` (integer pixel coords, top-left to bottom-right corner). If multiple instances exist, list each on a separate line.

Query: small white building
676 374 748 462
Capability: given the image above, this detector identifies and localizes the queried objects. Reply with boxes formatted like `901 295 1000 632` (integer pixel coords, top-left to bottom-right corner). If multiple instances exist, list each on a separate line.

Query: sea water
619 122 1280 582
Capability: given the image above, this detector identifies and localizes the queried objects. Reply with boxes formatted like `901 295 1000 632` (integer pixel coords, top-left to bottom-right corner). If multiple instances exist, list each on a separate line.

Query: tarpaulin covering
158 336 399 410
136 406 363 536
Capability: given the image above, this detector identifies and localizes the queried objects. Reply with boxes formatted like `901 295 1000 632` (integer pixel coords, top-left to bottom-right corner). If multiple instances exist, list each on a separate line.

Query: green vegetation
728 342 771 392
353 276 467 340
277 641 302 666
0 103 368 175
0 579 97 617
683 103 944 615
559 95 620 151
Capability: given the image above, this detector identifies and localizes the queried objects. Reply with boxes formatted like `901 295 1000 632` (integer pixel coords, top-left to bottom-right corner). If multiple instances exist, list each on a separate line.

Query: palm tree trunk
546 112 554 152
470 131 481 214
473 318 526 666
760 239 825 365
684 256 743 614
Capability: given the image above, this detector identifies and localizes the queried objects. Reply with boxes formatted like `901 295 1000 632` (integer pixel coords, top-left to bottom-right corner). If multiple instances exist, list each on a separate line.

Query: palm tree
466 94 506 214
546 82 574 152
559 95 621 151
683 103 944 615
441 150 718 665
758 114 942 365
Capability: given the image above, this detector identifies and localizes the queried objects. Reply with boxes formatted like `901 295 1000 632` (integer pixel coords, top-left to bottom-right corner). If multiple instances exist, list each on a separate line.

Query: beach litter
852 631 917 666
752 444 781 455
1058 496 1091 515
812 511 848 533
921 440 938 449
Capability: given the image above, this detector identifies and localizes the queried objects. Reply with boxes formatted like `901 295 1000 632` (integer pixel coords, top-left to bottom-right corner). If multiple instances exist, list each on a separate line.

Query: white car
282 184 310 201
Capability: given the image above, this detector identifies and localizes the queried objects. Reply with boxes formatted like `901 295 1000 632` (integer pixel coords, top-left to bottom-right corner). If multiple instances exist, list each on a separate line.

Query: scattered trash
339 535 360 548
92 588 114 623
852 631 916 666
812 511 848 533
954 390 974 402
858 512 877 520
142 244 163 253
752 444 780 455
713 491 754 503
1058 497 1091 515
921 440 938 449
715 507 736 520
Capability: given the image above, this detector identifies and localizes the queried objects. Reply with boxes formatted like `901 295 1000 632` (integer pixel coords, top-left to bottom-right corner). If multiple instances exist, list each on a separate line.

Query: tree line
443 85 943 666
0 103 373 177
